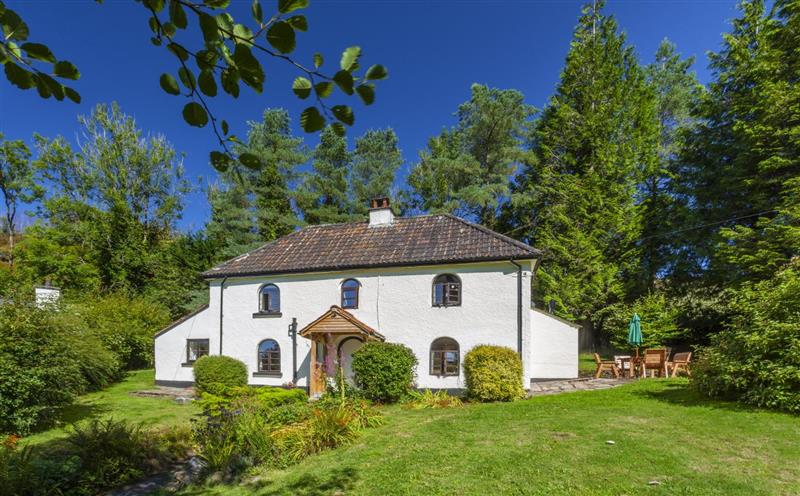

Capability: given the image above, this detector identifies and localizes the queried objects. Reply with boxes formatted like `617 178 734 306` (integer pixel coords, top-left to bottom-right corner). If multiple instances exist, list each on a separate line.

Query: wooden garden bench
593 353 620 379
668 351 692 377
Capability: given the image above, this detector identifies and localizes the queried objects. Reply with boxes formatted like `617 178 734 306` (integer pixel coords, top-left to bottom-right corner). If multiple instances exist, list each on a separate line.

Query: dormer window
341 279 360 309
259 284 280 313
432 274 461 307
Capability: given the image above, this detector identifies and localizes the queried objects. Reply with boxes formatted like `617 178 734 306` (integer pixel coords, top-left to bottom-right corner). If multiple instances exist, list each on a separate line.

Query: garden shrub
197 384 307 417
599 291 688 350
0 420 192 495
193 355 248 393
351 342 418 402
692 260 800 413
463 345 524 402
0 302 118 435
78 294 171 369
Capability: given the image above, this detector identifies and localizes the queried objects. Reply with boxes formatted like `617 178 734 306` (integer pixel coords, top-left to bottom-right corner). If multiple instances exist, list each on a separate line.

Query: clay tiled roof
201 214 540 279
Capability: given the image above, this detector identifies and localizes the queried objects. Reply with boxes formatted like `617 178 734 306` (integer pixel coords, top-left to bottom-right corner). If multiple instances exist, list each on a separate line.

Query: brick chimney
368 197 394 227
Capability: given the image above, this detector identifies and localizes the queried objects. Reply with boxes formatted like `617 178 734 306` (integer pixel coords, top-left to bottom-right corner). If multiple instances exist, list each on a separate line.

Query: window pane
260 285 280 312
188 340 209 362
431 351 443 374
342 288 358 308
433 284 444 305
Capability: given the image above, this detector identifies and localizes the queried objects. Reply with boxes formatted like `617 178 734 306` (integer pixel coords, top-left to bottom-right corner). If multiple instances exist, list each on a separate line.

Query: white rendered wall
155 260 534 389
529 308 579 379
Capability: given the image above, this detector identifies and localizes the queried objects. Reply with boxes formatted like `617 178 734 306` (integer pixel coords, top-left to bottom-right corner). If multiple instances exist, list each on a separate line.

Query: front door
338 337 363 384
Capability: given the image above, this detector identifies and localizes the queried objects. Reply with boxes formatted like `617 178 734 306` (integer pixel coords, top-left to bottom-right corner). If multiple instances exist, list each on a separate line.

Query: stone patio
130 385 195 403
528 377 633 397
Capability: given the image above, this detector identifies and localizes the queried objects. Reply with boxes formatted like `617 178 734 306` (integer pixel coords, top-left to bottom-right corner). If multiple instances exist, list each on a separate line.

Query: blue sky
1 0 738 232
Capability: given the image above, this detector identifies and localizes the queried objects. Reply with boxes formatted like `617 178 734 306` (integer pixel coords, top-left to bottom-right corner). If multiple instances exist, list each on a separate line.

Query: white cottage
155 198 578 394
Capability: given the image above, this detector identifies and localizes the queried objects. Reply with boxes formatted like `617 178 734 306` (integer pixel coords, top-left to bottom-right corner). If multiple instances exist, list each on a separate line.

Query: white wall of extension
155 259 577 389
529 308 580 380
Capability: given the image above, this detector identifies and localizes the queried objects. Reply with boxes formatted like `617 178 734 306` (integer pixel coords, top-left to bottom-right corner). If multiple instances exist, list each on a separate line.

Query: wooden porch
299 306 385 396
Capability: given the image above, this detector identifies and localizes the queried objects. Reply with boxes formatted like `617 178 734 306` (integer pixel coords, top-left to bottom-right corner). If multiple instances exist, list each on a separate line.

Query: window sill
252 371 283 378
432 304 461 308
181 363 195 367
253 312 282 318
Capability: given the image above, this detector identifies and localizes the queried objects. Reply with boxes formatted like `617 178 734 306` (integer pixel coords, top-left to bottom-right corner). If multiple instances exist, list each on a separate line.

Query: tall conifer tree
350 129 402 215
406 84 534 230
512 1 658 330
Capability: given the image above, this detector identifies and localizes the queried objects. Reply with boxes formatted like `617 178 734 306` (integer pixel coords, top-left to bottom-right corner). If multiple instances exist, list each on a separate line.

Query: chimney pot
368 197 394 227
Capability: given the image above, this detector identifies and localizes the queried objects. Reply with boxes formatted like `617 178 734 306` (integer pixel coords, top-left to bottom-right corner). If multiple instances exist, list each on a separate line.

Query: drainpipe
219 277 228 355
288 317 298 384
509 260 523 357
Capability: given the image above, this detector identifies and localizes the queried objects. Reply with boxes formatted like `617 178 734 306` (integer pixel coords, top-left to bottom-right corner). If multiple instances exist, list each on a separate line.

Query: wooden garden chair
593 353 620 379
668 352 692 377
642 348 668 377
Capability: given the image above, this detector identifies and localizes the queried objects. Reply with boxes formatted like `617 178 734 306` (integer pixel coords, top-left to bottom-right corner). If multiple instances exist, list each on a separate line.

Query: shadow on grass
632 380 765 414
178 467 359 496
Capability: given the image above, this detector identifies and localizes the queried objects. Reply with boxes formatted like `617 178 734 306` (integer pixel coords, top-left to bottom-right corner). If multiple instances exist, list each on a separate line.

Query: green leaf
292 76 312 99
233 24 254 45
198 70 217 96
150 36 162 46
332 70 354 95
221 120 229 135
251 0 263 23
4 62 33 89
331 122 346 137
148 16 159 33
204 0 230 8
266 21 295 54
195 49 218 71
340 46 361 72
233 44 264 93
20 42 55 62
143 0 165 12
182 102 208 127
64 86 81 104
1 8 29 41
33 74 51 99
162 22 177 37
221 67 240 97
167 42 189 62
314 81 333 98
313 52 323 69
356 83 375 105
278 0 308 14
178 67 196 90
39 73 64 100
300 106 325 133
210 151 232 172
287 15 307 32
331 105 354 126
365 64 388 80
215 13 234 36
169 0 187 29
159 73 181 95
53 61 80 80
239 152 262 170
199 13 220 43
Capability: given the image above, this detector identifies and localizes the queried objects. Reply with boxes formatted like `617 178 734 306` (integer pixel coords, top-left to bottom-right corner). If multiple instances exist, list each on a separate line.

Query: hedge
463 345 524 402
351 342 418 402
193 355 248 393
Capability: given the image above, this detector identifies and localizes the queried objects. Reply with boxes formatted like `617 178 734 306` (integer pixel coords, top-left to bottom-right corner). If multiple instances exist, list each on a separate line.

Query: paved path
528 377 633 397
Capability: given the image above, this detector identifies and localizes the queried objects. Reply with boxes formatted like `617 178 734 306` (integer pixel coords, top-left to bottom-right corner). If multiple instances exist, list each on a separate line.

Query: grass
578 352 596 376
181 379 800 496
22 369 199 446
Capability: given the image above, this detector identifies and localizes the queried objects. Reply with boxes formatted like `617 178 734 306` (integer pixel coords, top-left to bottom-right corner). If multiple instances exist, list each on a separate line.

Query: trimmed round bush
351 342 417 403
464 345 524 402
193 355 247 393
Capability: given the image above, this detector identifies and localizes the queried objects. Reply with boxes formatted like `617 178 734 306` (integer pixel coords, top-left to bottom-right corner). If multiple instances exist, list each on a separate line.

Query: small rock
174 396 193 404
606 440 616 445
648 480 661 486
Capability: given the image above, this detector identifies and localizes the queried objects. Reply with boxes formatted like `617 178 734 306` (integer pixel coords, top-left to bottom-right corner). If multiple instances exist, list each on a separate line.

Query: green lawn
23 369 199 446
579 352 596 376
181 379 800 496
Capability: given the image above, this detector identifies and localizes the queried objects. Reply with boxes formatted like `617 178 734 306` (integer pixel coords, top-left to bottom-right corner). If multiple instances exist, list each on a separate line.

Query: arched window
258 339 281 373
259 284 280 313
341 279 360 309
432 274 461 307
430 337 459 376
